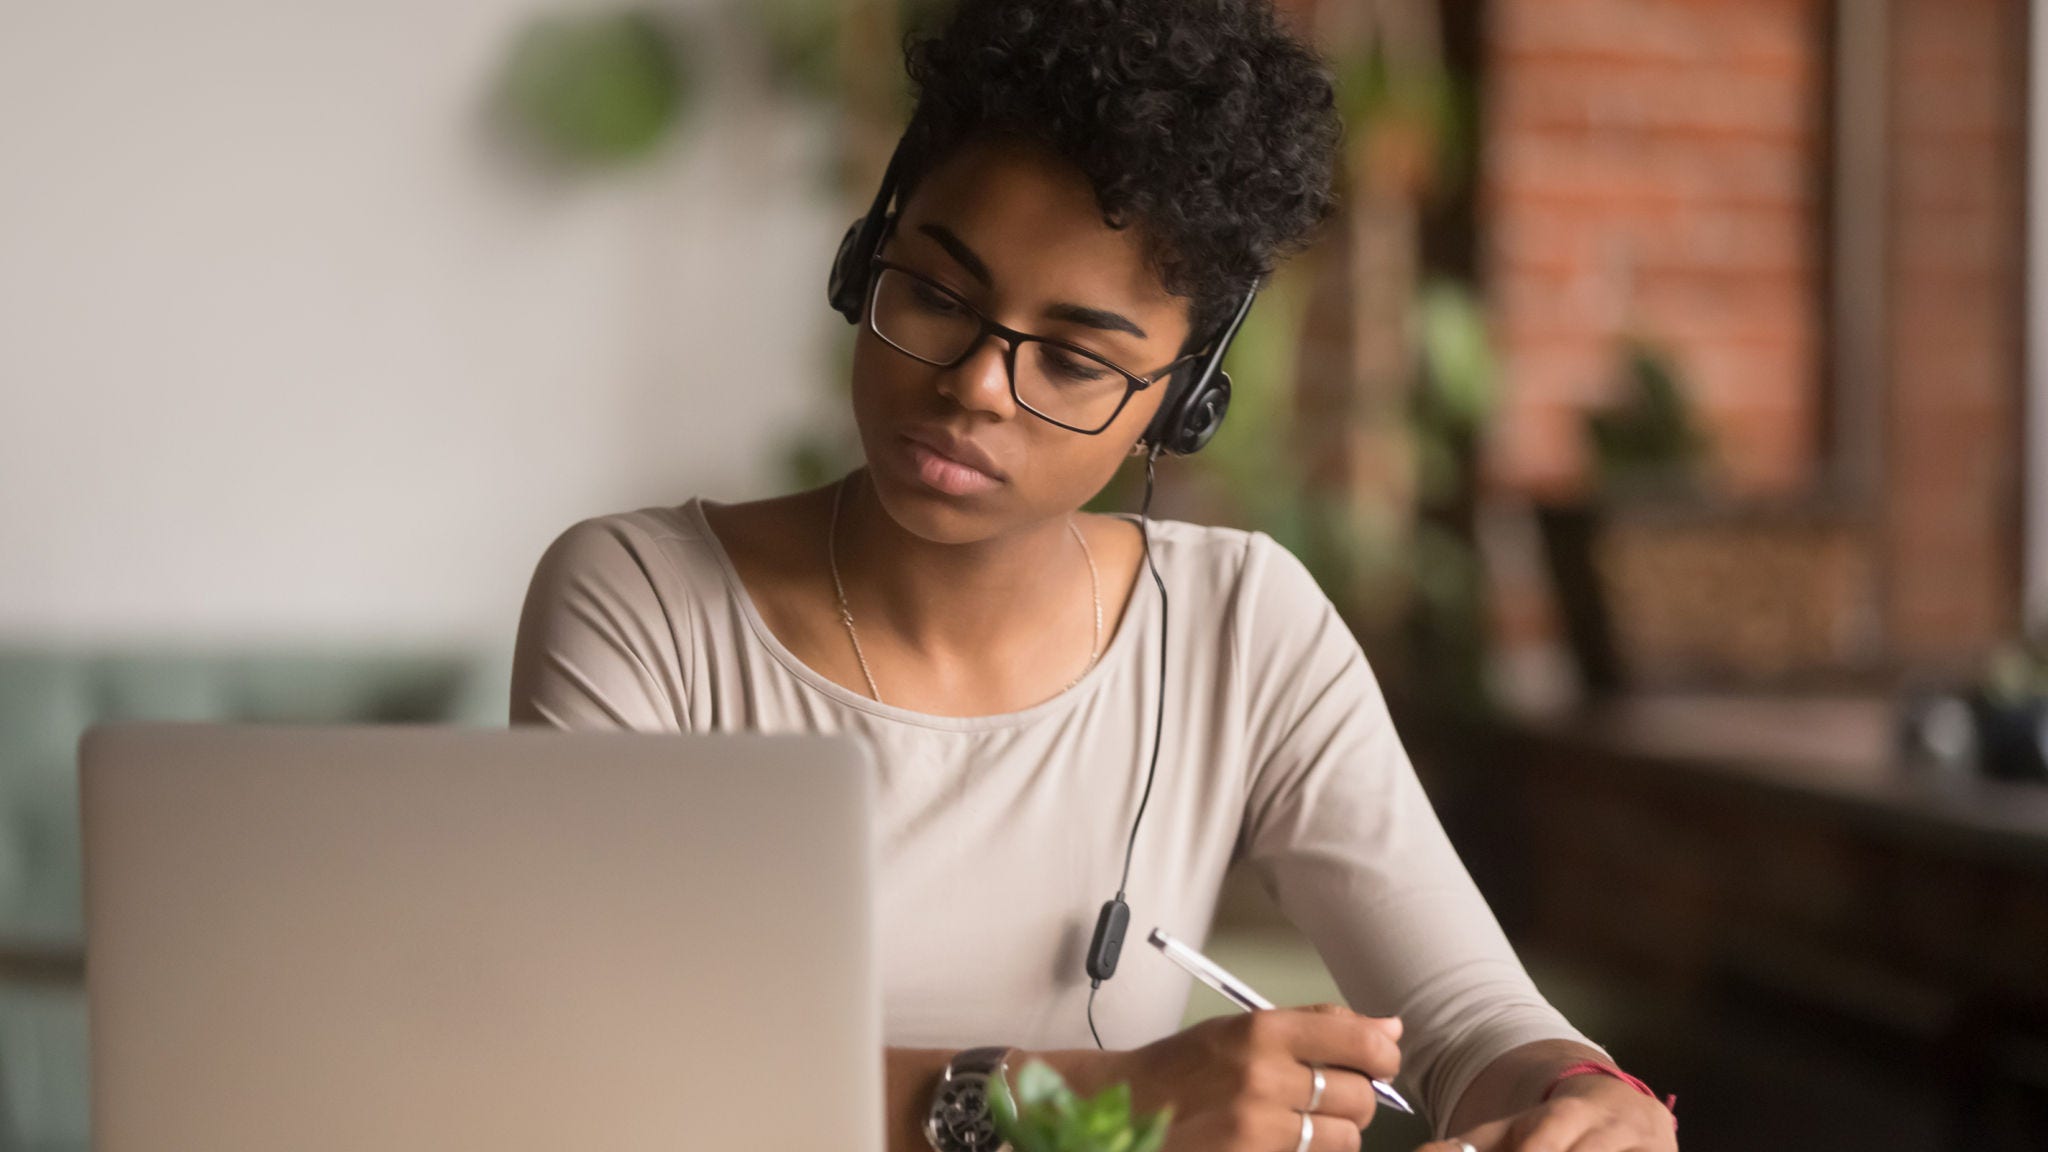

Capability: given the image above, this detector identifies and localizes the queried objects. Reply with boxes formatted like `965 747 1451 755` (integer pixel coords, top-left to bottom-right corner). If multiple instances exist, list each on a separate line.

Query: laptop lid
81 723 879 1152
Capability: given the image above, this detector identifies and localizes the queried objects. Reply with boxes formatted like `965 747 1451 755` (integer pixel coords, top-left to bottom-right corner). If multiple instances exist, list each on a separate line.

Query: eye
909 280 967 317
1041 346 1115 384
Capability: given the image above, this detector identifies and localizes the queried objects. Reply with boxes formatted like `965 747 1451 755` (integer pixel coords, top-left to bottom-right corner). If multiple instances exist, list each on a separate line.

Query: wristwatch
923 1045 1014 1152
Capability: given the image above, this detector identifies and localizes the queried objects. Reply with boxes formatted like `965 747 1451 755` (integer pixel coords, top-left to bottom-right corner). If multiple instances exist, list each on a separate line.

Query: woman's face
848 135 1194 545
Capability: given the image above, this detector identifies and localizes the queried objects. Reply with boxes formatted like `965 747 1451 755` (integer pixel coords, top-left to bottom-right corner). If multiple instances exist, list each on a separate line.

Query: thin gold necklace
827 472 1102 704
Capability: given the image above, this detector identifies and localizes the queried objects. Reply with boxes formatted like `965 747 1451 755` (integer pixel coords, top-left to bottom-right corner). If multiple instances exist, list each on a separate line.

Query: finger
1270 1012 1403 1083
1441 1115 1512 1151
1497 1099 1600 1152
1561 1124 1637 1152
1556 1095 1670 1152
1273 1107 1363 1152
1291 1002 1401 1043
1297 1064 1383 1128
1175 1105 1361 1152
1302 1065 1384 1115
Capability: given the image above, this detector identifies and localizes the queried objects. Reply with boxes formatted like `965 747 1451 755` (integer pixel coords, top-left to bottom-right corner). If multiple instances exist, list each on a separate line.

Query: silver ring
1293 1110 1314 1152
1306 1063 1327 1112
1455 1142 1477 1152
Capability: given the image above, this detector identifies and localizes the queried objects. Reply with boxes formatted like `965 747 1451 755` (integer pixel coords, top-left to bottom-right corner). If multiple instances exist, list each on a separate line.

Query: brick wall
1482 0 1831 499
1482 0 2029 671
1882 0 2027 662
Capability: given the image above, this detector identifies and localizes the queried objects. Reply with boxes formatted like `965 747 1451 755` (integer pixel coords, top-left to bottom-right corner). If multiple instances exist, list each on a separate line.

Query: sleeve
509 516 691 732
1231 533 1606 1137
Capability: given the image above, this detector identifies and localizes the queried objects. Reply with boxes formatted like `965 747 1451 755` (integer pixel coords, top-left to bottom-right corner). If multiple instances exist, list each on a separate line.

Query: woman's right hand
1106 1003 1404 1152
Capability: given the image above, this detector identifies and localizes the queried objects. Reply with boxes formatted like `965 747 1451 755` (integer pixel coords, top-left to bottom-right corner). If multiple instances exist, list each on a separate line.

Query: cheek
1115 377 1169 447
1007 422 1136 512
847 333 898 406
847 334 927 439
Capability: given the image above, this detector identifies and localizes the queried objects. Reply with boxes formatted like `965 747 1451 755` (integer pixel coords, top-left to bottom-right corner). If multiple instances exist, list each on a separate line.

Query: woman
512 2 1677 1150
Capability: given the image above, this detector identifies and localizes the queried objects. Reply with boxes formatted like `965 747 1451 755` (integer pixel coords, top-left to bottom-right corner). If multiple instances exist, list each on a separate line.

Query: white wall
0 0 846 646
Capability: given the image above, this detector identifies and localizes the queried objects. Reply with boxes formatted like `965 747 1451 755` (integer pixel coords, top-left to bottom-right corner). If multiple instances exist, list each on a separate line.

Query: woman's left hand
1412 1073 1678 1152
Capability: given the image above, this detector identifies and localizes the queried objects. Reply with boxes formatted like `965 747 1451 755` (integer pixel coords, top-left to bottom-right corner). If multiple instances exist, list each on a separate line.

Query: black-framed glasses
866 260 1199 435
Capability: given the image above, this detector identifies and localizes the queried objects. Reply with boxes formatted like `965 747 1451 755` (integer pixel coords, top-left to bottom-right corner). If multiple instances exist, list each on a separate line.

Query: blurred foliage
784 435 855 492
501 9 692 164
1407 277 1498 710
1982 641 2048 706
751 0 948 113
1417 280 1496 434
990 1059 1171 1152
753 0 843 103
1185 265 1309 527
1330 42 1470 197
1203 264 1407 628
1587 339 1707 493
1091 265 1498 713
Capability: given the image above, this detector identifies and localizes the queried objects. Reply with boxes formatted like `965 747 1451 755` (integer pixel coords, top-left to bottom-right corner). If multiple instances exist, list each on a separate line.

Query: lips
900 428 1006 483
894 427 1006 499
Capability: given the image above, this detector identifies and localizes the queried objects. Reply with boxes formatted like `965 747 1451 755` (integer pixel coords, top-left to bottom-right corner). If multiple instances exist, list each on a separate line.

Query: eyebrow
917 222 1150 341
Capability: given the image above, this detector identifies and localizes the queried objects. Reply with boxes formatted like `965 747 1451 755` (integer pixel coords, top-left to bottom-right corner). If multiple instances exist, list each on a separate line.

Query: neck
831 468 1085 658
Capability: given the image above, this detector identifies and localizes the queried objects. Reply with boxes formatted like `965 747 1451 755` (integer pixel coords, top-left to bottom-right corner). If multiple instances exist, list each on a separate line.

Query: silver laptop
80 724 880 1152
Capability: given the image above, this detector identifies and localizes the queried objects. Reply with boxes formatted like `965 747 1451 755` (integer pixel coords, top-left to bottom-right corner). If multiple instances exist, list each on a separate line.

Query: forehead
895 137 1185 327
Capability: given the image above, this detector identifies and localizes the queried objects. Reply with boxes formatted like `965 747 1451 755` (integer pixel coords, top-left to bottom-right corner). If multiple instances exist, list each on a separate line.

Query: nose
936 331 1018 419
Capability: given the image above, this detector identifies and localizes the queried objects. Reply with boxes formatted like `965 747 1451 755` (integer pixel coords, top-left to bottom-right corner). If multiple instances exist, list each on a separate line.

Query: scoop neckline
683 497 1152 732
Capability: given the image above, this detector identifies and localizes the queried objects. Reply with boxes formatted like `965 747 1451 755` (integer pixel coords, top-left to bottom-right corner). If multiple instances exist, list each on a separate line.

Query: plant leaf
988 1060 1172 1152
1130 1108 1173 1152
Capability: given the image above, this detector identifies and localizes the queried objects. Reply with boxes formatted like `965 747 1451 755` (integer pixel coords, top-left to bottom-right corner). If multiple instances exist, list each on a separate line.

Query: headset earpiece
827 132 915 326
1139 282 1258 457
1169 371 1231 456
827 218 871 323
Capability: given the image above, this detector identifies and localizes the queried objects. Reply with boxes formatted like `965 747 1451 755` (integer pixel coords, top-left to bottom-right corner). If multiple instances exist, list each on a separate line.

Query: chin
860 459 1009 546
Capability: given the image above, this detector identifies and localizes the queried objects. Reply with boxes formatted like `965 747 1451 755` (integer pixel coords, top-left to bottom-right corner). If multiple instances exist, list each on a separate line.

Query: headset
828 131 1258 458
828 127 1260 1047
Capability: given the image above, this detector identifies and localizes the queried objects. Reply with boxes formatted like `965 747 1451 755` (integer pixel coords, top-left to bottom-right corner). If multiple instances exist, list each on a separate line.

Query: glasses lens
871 268 980 365
870 266 1136 433
1015 339 1132 432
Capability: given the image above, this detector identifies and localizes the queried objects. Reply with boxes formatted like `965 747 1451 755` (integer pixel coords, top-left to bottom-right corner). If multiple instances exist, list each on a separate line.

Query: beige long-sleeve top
510 499 1603 1133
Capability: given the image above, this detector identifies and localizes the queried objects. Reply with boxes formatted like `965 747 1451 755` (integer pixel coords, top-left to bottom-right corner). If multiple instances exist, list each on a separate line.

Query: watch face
934 1071 1002 1149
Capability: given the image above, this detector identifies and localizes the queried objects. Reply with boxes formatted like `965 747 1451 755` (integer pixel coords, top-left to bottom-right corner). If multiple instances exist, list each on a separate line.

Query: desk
1449 694 2048 1147
1502 695 2048 1008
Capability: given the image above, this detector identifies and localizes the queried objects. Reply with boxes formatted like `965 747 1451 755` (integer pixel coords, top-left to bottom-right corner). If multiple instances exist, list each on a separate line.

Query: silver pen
1147 928 1415 1116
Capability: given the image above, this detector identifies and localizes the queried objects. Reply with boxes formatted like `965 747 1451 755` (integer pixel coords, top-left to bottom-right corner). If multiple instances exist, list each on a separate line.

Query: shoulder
539 504 697 556
523 502 725 616
1103 516 1323 611
1141 520 1349 683
513 504 716 730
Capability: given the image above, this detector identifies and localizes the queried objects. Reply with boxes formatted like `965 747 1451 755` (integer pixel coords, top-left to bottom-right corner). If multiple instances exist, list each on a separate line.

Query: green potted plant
989 1059 1171 1152
1536 337 1706 695
1584 340 1706 495
1964 643 2048 783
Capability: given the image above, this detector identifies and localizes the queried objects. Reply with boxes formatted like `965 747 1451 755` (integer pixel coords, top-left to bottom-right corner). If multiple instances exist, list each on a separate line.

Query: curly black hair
898 0 1343 348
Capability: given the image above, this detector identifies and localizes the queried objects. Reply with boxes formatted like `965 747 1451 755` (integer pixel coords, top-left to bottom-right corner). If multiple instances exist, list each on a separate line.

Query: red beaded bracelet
1540 1060 1678 1128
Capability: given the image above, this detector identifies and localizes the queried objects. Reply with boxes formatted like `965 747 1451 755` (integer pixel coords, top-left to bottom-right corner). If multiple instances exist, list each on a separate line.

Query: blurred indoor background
3 0 2046 1148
